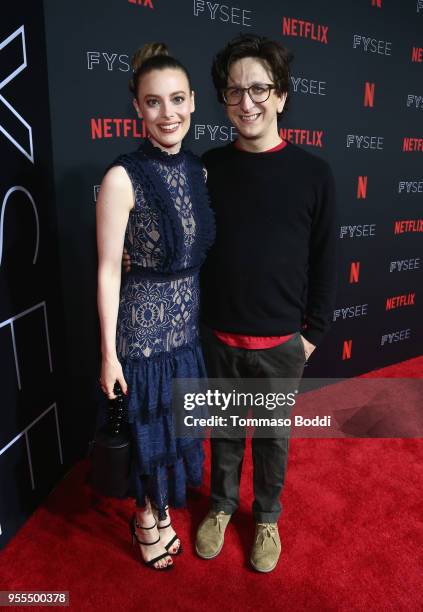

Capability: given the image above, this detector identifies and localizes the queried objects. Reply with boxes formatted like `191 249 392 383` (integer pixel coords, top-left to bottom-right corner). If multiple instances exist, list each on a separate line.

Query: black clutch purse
89 382 131 498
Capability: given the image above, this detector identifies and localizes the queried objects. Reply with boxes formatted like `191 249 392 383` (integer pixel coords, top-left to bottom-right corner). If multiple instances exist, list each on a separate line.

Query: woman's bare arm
96 165 133 398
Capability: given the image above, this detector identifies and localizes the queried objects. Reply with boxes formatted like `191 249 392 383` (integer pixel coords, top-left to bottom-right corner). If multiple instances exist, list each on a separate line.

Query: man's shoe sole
250 555 280 573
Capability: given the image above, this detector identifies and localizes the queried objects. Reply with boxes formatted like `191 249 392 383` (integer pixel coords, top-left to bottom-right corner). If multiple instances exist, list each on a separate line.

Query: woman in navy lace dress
96 43 214 570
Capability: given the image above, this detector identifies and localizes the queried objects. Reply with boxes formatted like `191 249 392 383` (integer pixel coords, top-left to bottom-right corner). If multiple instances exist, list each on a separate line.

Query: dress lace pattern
117 275 200 358
108 139 213 360
150 158 196 268
99 138 215 518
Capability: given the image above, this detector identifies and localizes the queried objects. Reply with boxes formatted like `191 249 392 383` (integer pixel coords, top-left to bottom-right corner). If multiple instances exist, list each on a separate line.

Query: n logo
371 0 382 7
364 82 375 107
350 262 360 283
342 340 352 360
357 176 368 199
0 25 33 163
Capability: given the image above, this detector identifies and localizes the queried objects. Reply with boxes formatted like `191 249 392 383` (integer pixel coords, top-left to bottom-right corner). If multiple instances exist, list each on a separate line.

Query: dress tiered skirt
121 339 206 520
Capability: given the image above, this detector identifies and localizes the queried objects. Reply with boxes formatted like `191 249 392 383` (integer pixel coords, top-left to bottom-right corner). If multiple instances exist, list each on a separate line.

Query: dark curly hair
211 33 294 117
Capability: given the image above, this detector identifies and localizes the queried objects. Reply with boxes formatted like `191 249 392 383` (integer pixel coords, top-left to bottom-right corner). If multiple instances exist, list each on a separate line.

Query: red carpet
1 356 422 611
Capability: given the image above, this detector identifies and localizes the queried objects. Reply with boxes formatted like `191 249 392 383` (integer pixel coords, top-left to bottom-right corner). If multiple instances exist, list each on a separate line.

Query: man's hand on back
122 247 131 273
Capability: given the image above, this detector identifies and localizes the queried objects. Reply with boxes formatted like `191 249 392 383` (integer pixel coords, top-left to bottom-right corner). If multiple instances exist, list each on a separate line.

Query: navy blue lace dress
106 138 214 519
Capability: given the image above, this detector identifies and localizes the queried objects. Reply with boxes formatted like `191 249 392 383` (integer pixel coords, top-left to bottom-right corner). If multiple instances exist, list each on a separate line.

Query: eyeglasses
222 83 276 106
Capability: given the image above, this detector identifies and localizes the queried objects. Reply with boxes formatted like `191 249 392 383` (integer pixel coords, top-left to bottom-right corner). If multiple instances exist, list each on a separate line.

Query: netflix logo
282 17 328 44
280 128 323 148
357 176 368 199
128 0 154 8
380 328 411 346
386 292 415 310
353 35 392 55
403 137 423 152
364 82 375 107
349 262 360 283
394 219 423 234
342 340 352 360
90 118 146 139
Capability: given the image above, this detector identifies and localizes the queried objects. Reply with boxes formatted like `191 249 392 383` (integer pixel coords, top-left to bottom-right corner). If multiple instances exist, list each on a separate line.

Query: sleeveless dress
105 138 215 520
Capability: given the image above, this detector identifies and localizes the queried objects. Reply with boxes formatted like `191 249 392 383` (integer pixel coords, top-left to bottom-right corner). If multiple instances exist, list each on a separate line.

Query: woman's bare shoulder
102 164 132 188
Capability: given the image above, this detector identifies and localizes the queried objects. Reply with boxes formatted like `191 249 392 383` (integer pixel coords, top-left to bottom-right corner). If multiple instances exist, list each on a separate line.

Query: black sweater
200 141 338 346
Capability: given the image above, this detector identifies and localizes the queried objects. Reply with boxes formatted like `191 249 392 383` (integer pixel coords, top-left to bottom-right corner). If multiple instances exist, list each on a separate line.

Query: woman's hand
100 356 128 399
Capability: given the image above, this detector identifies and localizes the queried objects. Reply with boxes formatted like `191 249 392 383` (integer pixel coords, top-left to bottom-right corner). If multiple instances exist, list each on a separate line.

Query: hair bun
131 42 169 73
128 42 191 97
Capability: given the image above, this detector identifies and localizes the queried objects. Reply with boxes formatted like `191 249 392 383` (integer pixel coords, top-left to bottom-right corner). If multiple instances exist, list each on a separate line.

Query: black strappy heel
129 513 173 570
156 505 182 556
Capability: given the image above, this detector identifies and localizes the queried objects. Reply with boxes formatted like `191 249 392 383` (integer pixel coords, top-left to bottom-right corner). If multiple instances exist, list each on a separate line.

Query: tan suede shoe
250 523 282 573
195 510 232 559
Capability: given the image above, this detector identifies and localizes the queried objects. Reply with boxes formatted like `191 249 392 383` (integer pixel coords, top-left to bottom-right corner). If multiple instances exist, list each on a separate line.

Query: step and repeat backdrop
1 3 66 549
1 0 422 549
43 0 422 386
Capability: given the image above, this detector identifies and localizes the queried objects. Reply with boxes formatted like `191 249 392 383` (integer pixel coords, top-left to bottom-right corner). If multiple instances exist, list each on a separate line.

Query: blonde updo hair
129 42 192 98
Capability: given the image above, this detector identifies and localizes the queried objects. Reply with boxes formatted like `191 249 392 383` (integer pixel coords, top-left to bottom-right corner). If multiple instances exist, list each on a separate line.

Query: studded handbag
89 383 131 498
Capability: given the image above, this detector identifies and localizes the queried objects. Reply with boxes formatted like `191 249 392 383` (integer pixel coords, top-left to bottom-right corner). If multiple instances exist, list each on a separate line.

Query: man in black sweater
195 34 337 572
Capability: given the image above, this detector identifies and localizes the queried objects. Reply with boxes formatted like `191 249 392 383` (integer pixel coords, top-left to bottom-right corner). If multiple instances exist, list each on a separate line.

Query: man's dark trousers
200 325 306 523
